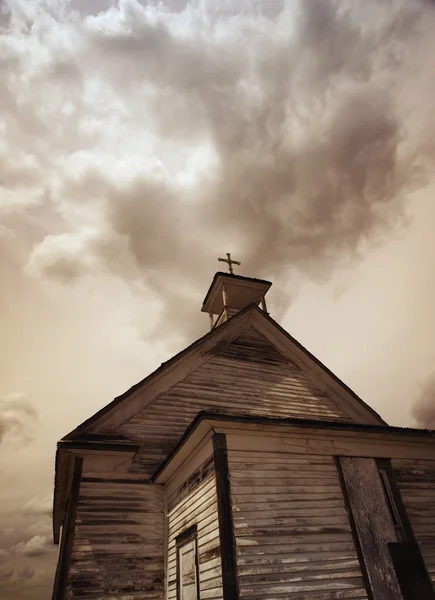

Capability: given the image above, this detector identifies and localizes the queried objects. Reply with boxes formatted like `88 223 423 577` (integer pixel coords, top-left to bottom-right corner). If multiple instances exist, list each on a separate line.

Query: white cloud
13 535 52 558
23 497 52 519
0 394 38 444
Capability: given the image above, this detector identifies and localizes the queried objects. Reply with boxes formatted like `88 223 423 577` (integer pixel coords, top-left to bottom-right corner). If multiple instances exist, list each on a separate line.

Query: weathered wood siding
227 434 369 600
393 458 435 589
166 442 223 600
66 477 164 600
118 328 352 476
339 457 401 600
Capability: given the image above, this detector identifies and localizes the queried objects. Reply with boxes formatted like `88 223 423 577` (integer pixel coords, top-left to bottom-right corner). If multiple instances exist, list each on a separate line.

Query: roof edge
153 410 435 482
63 301 387 440
256 309 388 426
201 272 272 312
61 303 257 440
57 440 140 453
53 439 140 543
197 410 435 436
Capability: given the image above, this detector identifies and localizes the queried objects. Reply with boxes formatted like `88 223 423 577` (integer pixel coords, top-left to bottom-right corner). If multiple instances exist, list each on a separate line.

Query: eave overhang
201 272 272 315
52 437 139 544
153 411 435 484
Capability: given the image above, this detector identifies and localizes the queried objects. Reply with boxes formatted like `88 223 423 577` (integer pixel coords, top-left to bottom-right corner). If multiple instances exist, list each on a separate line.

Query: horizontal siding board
237 559 361 576
232 594 367 600
65 480 164 600
117 328 352 476
237 552 361 567
228 446 368 600
167 457 223 600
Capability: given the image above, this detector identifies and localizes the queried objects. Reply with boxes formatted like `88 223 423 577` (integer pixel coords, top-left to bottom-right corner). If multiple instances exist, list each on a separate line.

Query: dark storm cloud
32 7 433 278
17 567 35 580
1 3 435 598
2 0 435 342
0 568 13 581
413 375 435 429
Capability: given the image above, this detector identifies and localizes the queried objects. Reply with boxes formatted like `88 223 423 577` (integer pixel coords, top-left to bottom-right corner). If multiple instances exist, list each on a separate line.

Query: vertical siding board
118 328 353 476
393 458 435 590
227 443 369 600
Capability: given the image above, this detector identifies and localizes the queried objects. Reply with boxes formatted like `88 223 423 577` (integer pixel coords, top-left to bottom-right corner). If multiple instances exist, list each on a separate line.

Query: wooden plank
65 480 164 600
167 454 222 600
213 433 239 600
228 448 368 599
226 432 435 462
339 457 401 600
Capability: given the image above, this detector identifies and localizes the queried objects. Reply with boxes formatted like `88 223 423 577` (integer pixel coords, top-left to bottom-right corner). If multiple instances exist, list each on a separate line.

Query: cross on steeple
218 253 241 275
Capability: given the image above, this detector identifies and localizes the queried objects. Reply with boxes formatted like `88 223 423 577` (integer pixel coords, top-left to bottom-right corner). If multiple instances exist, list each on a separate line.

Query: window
377 461 407 542
176 526 199 600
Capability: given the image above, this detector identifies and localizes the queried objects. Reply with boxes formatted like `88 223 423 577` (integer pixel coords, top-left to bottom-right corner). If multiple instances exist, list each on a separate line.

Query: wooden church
52 259 435 600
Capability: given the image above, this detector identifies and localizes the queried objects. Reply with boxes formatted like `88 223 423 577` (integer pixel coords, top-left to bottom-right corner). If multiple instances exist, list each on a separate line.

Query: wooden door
178 537 198 600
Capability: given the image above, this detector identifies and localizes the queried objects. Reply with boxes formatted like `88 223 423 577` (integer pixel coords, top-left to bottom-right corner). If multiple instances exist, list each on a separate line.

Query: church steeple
202 258 272 329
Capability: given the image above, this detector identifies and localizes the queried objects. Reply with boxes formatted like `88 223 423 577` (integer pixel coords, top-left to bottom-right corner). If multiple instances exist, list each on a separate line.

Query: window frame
375 458 410 543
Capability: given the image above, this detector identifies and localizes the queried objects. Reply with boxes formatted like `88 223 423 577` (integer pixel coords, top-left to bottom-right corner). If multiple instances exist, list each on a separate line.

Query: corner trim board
52 456 83 600
212 432 239 600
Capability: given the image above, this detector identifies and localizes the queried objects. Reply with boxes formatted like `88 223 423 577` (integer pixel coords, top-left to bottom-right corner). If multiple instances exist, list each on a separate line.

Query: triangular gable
116 326 357 475
64 305 257 440
65 305 385 448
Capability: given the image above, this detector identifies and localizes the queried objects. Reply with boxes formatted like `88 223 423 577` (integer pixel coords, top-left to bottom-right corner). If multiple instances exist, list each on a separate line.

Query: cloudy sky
2 0 435 597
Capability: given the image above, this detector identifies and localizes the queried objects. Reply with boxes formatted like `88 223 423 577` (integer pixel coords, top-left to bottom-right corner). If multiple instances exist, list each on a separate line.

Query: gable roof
53 305 387 542
114 325 357 475
64 304 385 441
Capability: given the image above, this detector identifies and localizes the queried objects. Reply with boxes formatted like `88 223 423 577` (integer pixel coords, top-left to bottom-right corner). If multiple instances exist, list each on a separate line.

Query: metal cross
218 253 241 275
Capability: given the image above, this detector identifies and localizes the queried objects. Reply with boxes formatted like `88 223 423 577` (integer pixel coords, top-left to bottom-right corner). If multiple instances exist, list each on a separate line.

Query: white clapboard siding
66 479 164 600
227 446 369 600
118 328 352 476
393 458 435 589
167 462 223 600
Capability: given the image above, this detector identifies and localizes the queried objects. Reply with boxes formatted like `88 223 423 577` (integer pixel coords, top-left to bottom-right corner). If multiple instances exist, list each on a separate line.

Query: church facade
52 270 435 600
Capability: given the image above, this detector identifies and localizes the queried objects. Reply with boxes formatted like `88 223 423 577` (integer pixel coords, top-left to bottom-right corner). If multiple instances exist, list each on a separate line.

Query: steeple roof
202 272 272 316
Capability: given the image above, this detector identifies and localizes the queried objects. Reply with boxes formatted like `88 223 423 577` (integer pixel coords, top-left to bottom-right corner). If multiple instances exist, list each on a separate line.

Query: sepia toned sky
2 0 435 597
